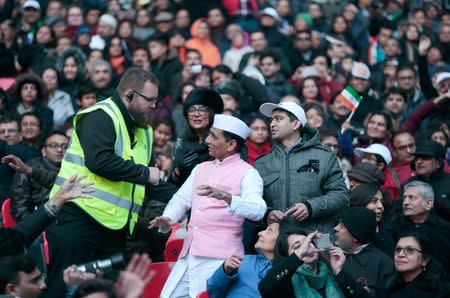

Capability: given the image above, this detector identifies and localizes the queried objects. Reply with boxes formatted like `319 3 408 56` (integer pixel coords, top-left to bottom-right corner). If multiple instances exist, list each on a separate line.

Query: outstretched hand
2 154 32 174
148 216 175 231
52 175 95 208
196 185 232 204
115 254 155 298
418 35 431 56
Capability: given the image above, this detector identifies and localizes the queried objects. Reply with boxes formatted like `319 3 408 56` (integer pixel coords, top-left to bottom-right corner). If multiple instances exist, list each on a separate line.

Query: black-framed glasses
394 246 422 256
133 90 159 103
45 142 69 150
187 107 209 116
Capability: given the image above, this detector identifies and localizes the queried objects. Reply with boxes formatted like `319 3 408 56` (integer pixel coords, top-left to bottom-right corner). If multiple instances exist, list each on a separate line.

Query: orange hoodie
185 18 222 67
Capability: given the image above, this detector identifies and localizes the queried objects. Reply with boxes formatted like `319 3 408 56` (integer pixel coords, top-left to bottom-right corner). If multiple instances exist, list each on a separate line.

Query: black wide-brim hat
412 140 446 159
183 88 224 118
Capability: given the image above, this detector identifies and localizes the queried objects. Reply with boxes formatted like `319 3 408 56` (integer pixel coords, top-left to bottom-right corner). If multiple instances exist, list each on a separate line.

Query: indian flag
336 85 363 112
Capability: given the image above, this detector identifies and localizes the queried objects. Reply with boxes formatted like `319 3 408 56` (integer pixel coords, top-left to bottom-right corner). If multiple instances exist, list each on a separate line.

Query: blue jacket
207 252 272 298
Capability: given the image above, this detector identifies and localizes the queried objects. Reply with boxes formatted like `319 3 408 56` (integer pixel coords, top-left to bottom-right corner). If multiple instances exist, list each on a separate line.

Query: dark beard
129 108 152 128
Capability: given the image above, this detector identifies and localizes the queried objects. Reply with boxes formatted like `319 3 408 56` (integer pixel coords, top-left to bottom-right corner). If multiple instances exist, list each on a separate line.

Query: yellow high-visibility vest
50 97 153 233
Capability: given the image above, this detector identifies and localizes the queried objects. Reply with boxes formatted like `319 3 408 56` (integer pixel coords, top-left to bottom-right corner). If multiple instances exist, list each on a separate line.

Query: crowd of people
1 0 450 297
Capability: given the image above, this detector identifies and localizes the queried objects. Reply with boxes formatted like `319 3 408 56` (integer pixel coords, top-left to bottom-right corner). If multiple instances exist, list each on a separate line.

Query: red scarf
246 139 272 165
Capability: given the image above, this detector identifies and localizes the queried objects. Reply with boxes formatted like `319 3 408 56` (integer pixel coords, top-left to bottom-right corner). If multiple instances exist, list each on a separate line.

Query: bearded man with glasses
43 68 162 298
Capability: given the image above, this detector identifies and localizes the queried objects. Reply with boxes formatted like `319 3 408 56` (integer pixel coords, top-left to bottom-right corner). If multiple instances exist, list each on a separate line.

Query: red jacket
222 0 259 17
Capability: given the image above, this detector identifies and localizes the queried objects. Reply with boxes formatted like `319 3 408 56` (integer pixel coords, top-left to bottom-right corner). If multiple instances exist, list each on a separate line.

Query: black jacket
10 157 59 223
150 54 183 99
258 253 303 298
384 267 450 298
340 244 395 297
406 172 450 222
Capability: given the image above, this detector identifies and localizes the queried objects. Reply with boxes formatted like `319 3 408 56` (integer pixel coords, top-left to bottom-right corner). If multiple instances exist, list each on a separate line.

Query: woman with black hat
169 87 223 185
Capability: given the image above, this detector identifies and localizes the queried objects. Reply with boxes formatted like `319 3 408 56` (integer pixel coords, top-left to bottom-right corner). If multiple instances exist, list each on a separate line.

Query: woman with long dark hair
9 73 53 141
259 226 344 298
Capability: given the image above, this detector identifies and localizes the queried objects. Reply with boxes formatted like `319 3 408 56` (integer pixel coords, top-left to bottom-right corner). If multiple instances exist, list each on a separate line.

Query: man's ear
227 139 237 152
5 283 18 295
292 120 301 131
425 199 434 211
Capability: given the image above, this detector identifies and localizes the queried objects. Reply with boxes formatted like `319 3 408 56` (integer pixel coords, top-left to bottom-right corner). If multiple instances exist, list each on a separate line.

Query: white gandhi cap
212 114 251 140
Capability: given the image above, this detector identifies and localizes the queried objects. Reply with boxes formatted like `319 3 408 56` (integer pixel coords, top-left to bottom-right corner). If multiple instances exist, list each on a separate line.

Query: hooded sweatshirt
185 19 221 67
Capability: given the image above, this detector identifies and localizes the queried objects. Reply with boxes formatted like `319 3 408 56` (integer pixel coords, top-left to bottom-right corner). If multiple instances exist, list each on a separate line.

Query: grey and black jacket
254 127 349 233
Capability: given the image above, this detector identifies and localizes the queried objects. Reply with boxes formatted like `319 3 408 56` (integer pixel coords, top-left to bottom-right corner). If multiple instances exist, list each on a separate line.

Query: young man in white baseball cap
151 113 267 298
254 101 348 234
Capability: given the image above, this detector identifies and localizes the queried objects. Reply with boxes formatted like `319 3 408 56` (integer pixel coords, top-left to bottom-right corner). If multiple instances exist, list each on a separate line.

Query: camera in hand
76 253 125 274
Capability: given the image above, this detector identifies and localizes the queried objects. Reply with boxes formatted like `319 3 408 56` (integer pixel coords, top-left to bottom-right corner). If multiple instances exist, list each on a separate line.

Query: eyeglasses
394 143 415 152
394 246 422 256
22 122 40 128
187 107 209 116
45 142 69 150
0 128 19 135
133 90 159 104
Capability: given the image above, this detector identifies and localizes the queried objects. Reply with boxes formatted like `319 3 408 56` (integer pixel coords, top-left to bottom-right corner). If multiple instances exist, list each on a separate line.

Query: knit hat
99 14 118 31
339 207 376 244
348 162 385 185
216 80 243 101
351 61 371 80
296 13 313 27
183 88 224 118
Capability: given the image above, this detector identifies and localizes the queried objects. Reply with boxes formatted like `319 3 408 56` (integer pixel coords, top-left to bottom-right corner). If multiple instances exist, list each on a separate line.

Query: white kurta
160 159 266 298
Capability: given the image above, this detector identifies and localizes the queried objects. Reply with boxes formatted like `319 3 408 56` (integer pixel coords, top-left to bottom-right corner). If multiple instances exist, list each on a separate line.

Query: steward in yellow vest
44 68 161 298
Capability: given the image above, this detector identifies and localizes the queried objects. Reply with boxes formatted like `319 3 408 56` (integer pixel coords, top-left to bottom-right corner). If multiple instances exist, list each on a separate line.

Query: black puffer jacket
10 157 59 223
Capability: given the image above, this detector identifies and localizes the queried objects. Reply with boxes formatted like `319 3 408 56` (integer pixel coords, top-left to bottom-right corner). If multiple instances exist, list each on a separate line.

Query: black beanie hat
340 207 376 244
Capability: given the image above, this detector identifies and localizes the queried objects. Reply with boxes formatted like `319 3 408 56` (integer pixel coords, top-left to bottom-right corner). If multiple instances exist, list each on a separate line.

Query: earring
422 264 426 271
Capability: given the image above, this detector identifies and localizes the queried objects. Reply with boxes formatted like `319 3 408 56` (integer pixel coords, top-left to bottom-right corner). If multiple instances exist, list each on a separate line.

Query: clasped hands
268 203 309 224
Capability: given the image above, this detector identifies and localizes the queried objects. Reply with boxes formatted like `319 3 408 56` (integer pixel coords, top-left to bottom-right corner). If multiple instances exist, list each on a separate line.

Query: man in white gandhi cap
150 114 267 298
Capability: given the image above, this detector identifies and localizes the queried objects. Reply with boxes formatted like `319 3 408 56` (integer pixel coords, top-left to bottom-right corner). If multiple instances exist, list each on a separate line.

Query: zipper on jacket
285 152 290 211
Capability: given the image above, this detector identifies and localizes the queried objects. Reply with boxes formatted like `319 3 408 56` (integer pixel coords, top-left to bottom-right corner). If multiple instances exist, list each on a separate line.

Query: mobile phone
190 65 202 74
314 233 332 249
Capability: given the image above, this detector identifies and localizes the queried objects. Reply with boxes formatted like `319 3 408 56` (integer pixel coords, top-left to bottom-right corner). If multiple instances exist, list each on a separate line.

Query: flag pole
346 110 356 121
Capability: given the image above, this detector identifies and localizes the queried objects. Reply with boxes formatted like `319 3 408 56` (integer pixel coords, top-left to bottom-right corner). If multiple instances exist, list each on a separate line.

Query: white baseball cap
435 72 450 86
212 114 251 140
354 143 392 165
259 102 307 127
23 0 40 10
259 7 281 21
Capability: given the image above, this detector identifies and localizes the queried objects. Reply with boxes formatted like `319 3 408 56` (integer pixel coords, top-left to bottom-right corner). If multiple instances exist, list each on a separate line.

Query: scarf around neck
291 261 345 298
